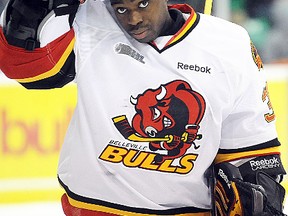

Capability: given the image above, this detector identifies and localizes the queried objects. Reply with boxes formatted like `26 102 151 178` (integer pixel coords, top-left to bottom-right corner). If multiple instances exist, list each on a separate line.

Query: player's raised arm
0 0 81 89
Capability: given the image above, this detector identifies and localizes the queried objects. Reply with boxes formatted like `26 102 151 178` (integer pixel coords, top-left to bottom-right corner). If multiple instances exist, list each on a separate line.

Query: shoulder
197 13 249 41
191 13 253 65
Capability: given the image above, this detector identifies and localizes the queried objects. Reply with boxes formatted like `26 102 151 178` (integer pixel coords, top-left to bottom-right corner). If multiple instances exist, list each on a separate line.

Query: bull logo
113 80 206 164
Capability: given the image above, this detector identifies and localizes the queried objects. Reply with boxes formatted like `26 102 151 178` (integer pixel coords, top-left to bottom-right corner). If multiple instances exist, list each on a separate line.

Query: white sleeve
0 2 8 27
74 0 123 68
220 29 278 150
39 0 116 47
75 0 120 31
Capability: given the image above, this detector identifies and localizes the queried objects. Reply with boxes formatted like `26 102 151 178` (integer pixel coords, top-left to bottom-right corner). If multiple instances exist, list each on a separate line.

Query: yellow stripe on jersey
166 13 198 47
215 146 280 164
204 0 213 15
171 13 197 44
16 37 75 83
67 195 211 216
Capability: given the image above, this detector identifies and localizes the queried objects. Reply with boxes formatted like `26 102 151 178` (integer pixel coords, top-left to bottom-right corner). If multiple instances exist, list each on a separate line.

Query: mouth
130 29 149 40
163 117 172 128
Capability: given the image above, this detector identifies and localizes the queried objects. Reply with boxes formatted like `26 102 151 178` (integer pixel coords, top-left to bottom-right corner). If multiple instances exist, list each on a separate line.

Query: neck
160 9 185 36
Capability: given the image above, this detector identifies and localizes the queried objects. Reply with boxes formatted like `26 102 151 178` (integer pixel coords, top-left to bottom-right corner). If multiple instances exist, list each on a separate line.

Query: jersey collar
149 4 199 53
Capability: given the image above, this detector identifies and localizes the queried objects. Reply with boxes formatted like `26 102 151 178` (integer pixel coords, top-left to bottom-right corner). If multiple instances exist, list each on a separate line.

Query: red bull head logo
112 80 206 164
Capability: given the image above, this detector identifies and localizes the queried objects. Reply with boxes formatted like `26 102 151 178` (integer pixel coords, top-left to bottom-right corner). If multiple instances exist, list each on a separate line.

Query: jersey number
262 83 275 123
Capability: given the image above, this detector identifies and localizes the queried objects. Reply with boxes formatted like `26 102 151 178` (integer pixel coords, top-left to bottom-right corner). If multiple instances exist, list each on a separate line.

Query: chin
135 36 156 43
135 38 149 43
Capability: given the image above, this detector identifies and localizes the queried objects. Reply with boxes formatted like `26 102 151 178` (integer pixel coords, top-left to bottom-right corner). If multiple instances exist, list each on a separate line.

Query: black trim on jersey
20 51 76 89
217 138 281 154
149 13 200 54
58 176 210 215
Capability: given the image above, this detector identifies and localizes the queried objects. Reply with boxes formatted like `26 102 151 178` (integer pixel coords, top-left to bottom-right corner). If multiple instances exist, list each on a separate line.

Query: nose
128 10 143 26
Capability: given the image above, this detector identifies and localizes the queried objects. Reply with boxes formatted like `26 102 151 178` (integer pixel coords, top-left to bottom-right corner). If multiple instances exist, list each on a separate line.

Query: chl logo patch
114 43 145 64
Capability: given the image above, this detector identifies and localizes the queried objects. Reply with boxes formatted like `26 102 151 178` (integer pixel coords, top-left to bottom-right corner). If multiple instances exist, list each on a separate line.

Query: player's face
110 0 172 43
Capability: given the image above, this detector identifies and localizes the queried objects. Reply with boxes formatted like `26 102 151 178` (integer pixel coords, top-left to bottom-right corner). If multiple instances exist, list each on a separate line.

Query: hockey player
0 0 286 215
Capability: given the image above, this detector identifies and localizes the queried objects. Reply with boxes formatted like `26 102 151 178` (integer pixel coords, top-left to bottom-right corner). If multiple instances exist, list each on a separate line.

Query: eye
139 0 149 8
153 107 161 120
116 7 127 14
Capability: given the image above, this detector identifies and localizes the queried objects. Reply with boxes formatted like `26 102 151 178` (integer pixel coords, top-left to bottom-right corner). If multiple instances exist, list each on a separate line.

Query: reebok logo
250 157 280 171
115 43 145 64
177 62 211 74
218 168 231 188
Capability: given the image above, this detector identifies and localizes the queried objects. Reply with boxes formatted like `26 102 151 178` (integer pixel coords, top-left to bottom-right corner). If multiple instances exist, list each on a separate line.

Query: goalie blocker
2 0 80 50
212 155 286 216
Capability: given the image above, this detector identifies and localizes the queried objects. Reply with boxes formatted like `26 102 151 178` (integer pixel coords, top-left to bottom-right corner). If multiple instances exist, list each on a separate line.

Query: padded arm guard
214 162 286 216
2 0 80 50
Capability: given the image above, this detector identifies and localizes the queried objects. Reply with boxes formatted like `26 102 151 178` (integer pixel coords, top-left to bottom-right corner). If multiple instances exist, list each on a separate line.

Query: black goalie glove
214 162 286 216
2 0 80 50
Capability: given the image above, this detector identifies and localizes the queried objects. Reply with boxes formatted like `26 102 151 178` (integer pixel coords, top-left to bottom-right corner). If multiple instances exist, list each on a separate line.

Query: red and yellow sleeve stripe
0 27 75 83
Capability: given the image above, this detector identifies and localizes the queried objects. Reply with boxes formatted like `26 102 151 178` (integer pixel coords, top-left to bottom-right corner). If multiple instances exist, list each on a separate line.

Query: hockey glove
214 162 286 216
256 171 286 216
2 0 80 50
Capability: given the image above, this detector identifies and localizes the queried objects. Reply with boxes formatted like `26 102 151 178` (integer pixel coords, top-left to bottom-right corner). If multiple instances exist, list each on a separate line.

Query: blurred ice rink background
1 0 288 215
0 202 64 216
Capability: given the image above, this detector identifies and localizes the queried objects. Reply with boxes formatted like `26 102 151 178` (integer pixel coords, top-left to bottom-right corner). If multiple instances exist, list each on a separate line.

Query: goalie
0 0 286 215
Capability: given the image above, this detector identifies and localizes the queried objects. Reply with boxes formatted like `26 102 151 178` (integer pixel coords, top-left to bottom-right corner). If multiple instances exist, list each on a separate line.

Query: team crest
251 41 263 71
99 80 206 174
